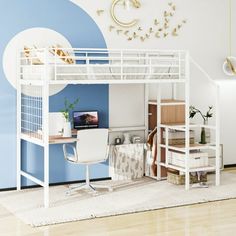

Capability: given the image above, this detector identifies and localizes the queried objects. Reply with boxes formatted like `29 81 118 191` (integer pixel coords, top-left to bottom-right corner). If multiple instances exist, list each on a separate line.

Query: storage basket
167 171 207 185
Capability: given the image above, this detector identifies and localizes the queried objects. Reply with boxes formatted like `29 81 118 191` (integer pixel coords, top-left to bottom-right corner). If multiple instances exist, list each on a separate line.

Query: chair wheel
92 191 98 196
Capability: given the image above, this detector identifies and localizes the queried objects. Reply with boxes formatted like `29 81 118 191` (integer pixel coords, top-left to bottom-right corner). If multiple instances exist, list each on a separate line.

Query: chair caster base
65 183 113 196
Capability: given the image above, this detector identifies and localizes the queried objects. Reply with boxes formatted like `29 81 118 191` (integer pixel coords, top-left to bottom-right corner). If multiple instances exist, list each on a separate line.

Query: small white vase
123 132 131 144
63 122 71 137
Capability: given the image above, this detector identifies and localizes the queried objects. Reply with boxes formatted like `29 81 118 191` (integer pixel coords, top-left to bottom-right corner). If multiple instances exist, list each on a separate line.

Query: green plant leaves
189 105 213 122
61 97 79 122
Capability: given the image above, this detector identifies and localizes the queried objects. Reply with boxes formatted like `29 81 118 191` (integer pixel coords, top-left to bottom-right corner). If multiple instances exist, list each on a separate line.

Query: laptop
73 110 99 129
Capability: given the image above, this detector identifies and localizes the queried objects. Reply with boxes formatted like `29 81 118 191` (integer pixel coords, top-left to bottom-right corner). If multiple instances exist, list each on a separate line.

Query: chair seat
77 159 107 165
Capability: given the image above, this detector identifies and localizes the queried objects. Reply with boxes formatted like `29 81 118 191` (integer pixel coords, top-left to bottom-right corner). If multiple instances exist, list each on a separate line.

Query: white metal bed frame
16 48 220 208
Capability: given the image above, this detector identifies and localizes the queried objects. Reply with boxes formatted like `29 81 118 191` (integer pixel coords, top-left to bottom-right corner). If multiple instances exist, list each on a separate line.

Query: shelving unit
156 115 220 190
147 87 220 190
159 125 217 173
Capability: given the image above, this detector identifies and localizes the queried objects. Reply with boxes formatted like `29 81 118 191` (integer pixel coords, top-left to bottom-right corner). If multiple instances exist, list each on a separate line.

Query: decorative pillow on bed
24 46 43 65
23 45 75 65
49 45 75 64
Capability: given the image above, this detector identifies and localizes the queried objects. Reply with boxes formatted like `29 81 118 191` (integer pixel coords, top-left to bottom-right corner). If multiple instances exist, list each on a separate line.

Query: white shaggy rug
1 171 236 227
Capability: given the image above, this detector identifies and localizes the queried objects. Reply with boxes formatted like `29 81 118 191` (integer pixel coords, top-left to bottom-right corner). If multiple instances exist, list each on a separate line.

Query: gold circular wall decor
110 0 140 28
95 1 187 42
223 0 236 76
223 57 236 76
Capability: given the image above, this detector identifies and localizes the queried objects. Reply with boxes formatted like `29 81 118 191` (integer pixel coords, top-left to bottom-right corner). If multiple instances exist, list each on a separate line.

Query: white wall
71 0 228 77
109 84 145 127
219 82 236 165
71 0 236 164
219 0 236 164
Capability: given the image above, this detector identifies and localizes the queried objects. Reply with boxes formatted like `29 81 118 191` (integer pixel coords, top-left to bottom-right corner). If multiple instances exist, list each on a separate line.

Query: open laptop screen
73 111 99 129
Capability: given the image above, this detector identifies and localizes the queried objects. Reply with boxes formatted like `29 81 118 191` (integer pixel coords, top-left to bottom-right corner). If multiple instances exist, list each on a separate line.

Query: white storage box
168 151 208 168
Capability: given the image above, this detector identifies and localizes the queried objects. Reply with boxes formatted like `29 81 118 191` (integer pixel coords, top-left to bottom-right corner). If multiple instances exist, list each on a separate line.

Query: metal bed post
157 84 161 181
172 51 181 100
16 50 21 191
185 51 190 190
54 46 57 81
144 51 149 139
121 50 123 80
86 52 90 80
165 127 169 169
144 84 149 177
215 84 220 186
144 84 149 139
43 48 50 208
172 83 177 100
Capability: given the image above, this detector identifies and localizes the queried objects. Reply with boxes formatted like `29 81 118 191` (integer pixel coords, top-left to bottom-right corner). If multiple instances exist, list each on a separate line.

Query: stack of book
163 130 195 145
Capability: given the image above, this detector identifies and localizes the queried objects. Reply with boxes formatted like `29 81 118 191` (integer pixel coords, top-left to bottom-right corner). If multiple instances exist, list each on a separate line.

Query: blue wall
0 0 109 188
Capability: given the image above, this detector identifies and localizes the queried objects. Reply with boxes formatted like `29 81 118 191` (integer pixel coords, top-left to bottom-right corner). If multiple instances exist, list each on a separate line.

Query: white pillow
23 46 43 65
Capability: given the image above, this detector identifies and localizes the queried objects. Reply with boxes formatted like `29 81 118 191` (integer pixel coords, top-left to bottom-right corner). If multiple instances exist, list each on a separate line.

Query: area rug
0 171 236 227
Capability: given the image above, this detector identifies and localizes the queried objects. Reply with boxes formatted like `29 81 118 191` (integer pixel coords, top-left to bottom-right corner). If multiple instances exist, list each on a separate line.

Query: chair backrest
76 129 109 163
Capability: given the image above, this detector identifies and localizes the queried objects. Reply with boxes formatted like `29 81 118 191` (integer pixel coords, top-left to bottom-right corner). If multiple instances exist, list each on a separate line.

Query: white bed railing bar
19 48 187 83
47 79 187 85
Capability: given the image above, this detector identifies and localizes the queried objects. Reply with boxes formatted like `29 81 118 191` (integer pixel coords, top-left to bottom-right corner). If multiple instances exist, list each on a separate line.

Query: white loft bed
16 48 221 208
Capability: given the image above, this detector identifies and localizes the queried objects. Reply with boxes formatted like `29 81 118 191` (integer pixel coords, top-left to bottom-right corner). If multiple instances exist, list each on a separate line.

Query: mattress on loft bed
21 64 120 81
21 65 87 81
21 64 182 81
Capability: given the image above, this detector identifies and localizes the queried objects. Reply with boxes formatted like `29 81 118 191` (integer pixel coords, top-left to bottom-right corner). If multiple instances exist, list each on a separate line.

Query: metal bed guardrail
19 48 187 82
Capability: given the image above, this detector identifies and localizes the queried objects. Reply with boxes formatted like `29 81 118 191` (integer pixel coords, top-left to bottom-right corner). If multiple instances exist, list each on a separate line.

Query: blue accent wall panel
0 0 109 188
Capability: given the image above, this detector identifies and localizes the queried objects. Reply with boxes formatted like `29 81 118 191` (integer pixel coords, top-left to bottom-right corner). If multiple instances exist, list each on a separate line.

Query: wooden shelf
149 99 185 106
109 126 146 132
160 123 216 131
160 123 187 131
160 143 216 152
161 122 186 126
159 162 216 172
49 135 78 144
172 143 216 151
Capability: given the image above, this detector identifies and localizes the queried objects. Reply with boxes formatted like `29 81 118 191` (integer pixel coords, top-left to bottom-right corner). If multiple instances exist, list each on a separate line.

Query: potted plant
60 97 79 137
189 106 213 144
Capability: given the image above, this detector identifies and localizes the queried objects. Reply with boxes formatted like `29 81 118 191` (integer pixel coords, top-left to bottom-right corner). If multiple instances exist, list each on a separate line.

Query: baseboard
224 164 236 168
0 177 111 192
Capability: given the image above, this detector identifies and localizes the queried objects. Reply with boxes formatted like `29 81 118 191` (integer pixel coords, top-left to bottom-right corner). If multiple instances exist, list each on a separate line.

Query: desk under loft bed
16 48 220 208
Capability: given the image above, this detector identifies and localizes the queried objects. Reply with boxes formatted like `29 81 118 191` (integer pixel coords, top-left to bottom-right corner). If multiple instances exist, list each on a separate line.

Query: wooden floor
2 199 236 236
1 169 236 236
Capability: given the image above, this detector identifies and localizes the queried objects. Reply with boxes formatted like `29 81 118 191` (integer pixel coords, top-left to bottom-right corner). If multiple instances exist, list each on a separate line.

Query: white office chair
63 128 112 195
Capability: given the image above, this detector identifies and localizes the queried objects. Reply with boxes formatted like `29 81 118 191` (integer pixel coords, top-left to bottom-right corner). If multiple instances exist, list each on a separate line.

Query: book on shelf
162 130 195 145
